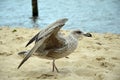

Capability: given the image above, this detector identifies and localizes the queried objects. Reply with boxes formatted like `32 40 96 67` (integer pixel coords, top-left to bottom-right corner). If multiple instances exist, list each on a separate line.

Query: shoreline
0 26 120 34
0 27 120 80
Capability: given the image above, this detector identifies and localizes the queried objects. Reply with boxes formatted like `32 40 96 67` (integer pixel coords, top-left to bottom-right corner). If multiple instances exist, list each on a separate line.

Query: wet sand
0 27 120 80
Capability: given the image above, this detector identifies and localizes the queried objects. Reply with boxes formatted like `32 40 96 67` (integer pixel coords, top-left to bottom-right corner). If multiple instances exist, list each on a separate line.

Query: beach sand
0 27 120 80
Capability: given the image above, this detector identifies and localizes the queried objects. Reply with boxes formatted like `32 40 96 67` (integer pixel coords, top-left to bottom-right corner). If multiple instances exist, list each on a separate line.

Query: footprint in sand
0 52 12 56
96 57 105 61
36 74 57 79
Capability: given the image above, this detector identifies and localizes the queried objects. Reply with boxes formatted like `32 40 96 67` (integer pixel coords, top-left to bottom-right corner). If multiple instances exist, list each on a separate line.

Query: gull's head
71 29 92 39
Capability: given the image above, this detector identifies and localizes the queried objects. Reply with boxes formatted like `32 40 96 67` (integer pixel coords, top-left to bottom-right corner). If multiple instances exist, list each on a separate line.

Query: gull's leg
52 59 55 72
52 59 59 72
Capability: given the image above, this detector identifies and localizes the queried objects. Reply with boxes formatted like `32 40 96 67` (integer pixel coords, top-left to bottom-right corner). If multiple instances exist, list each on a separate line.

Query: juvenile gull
17 18 92 72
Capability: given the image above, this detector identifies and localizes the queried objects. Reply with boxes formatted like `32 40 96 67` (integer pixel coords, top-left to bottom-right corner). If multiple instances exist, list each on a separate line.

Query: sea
0 0 120 34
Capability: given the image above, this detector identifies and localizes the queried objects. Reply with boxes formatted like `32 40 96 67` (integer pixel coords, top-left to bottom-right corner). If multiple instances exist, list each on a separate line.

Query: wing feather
25 18 68 47
25 32 39 47
18 30 52 69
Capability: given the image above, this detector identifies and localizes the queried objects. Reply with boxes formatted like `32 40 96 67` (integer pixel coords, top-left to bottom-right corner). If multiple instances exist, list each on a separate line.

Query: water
0 0 120 34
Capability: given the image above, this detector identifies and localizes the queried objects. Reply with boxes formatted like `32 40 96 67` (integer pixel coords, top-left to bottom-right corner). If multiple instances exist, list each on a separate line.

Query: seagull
17 18 92 72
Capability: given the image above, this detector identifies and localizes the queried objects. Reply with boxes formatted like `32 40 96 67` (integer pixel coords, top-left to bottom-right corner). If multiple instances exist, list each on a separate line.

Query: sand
0 27 120 80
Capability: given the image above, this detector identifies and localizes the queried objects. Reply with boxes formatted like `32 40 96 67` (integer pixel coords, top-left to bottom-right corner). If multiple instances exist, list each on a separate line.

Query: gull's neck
69 32 80 40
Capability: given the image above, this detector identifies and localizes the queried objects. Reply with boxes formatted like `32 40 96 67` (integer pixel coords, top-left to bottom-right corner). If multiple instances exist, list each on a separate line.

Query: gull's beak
83 33 92 37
